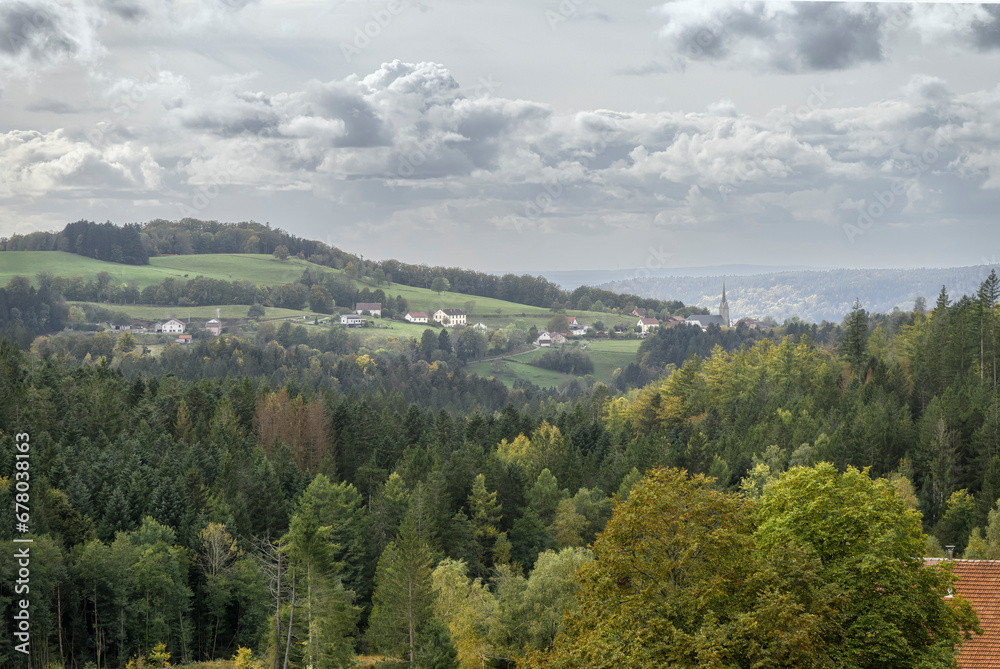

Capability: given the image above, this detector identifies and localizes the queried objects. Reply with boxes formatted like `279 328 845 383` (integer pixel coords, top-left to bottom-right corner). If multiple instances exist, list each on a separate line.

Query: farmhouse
206 319 222 336
405 312 429 324
341 314 366 328
156 318 186 334
433 308 467 327
536 331 567 347
176 334 193 345
356 303 382 317
637 317 660 334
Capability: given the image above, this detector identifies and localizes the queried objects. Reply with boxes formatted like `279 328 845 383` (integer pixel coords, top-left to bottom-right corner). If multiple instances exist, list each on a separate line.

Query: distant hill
596 265 1000 323
534 265 821 290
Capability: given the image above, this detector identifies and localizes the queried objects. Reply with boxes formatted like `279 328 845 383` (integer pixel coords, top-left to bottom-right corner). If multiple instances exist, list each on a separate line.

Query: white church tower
719 282 730 327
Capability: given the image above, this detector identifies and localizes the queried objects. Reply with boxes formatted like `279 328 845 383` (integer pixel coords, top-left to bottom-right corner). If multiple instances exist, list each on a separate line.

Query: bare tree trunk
283 569 296 669
408 571 415 665
275 550 282 669
57 584 65 667
94 587 100 669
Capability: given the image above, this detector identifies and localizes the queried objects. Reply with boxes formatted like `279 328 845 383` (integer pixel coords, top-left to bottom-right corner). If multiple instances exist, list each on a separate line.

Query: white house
356 303 382 317
473 322 488 330
536 331 567 347
206 319 222 336
158 318 186 334
405 312 429 324
637 317 660 334
341 314 366 328
433 308 467 327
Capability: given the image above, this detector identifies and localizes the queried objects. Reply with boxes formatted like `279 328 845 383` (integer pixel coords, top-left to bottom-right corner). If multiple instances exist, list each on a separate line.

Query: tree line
1 219 690 315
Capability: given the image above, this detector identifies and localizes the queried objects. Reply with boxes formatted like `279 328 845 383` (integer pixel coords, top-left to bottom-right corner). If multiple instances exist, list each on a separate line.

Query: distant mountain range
537 265 1000 324
535 265 822 289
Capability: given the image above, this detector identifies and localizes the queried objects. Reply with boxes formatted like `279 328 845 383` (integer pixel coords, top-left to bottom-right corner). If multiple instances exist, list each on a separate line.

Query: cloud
99 0 147 22
4 58 1000 268
970 4 1000 50
0 0 101 76
655 1 890 72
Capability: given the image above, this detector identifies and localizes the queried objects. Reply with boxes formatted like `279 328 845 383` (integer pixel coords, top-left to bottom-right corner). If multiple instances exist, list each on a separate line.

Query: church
685 284 731 329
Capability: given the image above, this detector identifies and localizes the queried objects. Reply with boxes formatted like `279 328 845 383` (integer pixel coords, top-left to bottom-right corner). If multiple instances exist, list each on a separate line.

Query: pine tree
367 511 436 665
840 298 869 376
979 270 999 386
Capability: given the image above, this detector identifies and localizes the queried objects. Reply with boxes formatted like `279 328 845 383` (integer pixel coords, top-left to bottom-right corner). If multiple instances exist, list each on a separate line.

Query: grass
465 339 641 389
70 302 316 320
466 357 574 389
0 251 318 289
9 251 648 380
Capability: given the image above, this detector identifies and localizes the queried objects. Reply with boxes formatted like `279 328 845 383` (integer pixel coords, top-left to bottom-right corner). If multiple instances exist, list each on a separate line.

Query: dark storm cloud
176 90 282 137
0 2 76 61
971 4 1000 50
310 84 389 148
660 1 888 73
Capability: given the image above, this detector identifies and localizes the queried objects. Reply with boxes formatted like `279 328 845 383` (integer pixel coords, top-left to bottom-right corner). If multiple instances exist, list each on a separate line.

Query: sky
1 0 999 273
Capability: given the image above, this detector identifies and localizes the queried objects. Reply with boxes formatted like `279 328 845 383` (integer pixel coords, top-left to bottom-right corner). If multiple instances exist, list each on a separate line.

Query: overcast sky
1 0 999 272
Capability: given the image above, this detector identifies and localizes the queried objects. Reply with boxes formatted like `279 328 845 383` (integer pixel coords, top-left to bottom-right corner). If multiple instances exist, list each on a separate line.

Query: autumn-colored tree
254 389 331 473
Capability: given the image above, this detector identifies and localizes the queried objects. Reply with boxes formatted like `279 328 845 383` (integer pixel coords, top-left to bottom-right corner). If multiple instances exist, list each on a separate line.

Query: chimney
946 545 956 560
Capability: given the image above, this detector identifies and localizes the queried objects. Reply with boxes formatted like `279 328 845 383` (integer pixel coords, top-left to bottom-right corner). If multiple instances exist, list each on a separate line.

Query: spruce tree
367 510 436 665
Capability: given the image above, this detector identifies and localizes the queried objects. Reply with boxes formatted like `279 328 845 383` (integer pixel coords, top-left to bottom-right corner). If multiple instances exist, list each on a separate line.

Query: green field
3 251 643 332
70 302 315 321
0 252 318 288
465 339 641 389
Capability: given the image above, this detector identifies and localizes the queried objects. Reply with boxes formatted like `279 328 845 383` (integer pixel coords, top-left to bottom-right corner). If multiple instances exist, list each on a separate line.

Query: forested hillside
0 270 999 668
1 219 684 316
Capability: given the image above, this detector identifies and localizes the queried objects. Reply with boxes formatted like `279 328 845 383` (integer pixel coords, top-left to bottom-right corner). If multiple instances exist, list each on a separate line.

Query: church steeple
719 282 730 327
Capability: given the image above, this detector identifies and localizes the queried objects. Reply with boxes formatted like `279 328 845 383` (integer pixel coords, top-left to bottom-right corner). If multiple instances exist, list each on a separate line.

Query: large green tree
532 466 980 669
367 511 436 665
756 463 979 669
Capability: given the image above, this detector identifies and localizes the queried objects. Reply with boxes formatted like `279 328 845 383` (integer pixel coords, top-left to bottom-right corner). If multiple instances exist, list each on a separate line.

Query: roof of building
356 302 382 310
632 308 647 317
687 314 727 326
439 308 466 316
407 312 428 318
165 318 184 324
927 558 1000 668
639 317 660 325
207 319 221 324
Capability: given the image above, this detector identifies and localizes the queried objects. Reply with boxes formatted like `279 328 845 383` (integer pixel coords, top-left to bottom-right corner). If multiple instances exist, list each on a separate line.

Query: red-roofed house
926 558 1000 668
356 303 382 317
637 317 660 334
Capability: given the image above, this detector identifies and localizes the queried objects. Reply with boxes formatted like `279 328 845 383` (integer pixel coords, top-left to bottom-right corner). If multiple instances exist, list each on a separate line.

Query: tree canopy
531 465 980 669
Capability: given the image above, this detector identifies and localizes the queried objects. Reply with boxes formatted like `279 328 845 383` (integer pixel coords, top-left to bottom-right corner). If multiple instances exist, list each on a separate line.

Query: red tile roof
926 559 1000 668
